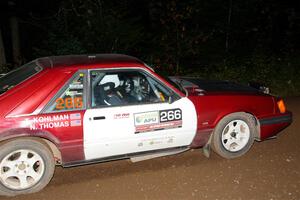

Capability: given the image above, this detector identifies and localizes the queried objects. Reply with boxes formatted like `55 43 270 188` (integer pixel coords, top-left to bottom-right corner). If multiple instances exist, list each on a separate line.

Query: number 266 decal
160 108 182 122
55 97 83 110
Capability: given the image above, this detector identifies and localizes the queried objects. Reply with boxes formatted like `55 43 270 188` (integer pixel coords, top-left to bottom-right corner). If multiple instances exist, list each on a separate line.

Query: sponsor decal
24 113 82 130
70 113 81 120
70 119 82 127
134 111 159 126
134 108 182 133
137 136 175 147
114 113 130 119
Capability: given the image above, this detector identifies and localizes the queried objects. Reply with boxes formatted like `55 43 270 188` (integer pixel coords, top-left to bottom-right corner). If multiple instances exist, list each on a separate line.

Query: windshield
0 61 42 95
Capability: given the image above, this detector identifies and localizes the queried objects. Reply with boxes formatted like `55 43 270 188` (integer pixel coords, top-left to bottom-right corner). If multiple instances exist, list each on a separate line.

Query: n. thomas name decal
24 113 82 130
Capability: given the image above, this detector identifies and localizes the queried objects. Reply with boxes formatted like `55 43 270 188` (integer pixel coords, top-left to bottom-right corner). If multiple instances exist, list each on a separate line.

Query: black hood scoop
184 78 261 93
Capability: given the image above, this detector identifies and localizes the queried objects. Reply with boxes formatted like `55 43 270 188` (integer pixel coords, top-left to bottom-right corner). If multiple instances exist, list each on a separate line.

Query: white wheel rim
221 119 250 152
0 149 45 190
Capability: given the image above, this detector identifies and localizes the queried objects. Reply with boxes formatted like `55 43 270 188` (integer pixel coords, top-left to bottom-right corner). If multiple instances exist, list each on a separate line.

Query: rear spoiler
248 81 270 94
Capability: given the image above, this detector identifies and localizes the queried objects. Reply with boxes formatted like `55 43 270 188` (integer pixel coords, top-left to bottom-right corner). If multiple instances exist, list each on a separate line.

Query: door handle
93 116 106 120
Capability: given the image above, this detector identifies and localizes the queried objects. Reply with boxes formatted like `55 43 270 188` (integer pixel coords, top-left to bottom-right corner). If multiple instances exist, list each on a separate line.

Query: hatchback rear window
0 61 42 95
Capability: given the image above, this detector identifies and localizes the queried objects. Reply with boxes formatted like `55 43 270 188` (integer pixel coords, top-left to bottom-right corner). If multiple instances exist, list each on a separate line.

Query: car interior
91 70 171 107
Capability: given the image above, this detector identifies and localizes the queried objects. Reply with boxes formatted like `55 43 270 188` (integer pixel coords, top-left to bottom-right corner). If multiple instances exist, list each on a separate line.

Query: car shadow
48 149 218 187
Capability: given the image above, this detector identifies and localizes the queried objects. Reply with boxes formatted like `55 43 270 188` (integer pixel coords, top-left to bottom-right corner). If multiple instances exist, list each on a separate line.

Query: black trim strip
259 114 292 126
87 68 181 110
93 116 105 120
63 146 189 167
41 70 88 114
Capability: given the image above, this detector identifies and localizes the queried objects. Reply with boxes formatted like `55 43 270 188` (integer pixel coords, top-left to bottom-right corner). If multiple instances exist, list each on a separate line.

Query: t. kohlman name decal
26 113 82 130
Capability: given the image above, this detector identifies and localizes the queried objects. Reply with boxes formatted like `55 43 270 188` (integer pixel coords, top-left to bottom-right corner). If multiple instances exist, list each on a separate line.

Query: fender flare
213 110 260 138
0 128 62 164
0 128 60 145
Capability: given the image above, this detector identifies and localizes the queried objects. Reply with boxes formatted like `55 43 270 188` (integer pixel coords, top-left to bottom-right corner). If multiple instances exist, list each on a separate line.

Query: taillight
277 99 286 113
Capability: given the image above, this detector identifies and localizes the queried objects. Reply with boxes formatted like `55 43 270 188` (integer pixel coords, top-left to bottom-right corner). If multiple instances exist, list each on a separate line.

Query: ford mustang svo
0 54 292 196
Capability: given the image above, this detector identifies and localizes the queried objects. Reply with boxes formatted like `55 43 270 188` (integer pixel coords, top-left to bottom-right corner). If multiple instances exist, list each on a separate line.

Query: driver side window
90 70 172 108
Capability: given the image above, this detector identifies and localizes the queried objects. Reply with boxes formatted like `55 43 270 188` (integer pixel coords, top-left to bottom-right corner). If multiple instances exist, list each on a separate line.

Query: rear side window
44 72 86 112
0 61 42 95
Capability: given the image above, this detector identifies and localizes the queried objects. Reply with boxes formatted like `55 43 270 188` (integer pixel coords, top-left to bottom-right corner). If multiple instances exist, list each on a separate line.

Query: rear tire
0 139 55 196
212 112 256 159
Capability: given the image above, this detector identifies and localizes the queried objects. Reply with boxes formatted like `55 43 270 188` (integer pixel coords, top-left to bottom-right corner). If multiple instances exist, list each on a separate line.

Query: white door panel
83 97 197 160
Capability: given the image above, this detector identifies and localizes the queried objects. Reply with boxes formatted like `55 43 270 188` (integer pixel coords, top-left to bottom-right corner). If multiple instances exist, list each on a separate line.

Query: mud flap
203 134 213 158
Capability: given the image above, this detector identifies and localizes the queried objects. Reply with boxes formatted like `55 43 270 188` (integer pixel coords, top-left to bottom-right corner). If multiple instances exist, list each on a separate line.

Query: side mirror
184 88 188 97
168 96 173 104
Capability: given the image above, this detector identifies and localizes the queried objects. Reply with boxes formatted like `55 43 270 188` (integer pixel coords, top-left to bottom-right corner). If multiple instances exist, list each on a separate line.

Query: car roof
35 54 146 70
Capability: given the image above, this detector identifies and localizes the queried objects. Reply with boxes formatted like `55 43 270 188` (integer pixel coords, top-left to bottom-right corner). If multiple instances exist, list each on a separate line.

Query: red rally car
0 54 292 196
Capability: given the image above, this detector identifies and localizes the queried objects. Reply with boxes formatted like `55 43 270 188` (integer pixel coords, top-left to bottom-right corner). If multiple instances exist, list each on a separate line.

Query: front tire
212 112 256 159
0 139 55 196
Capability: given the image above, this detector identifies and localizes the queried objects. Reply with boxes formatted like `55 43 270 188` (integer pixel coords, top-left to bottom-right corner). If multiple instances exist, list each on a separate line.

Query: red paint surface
260 122 291 139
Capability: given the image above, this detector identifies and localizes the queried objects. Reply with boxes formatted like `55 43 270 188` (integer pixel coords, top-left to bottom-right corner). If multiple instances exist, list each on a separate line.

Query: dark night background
0 0 299 96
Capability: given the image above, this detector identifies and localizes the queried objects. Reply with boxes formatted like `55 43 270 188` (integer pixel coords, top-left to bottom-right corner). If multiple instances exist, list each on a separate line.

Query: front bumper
259 111 292 140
